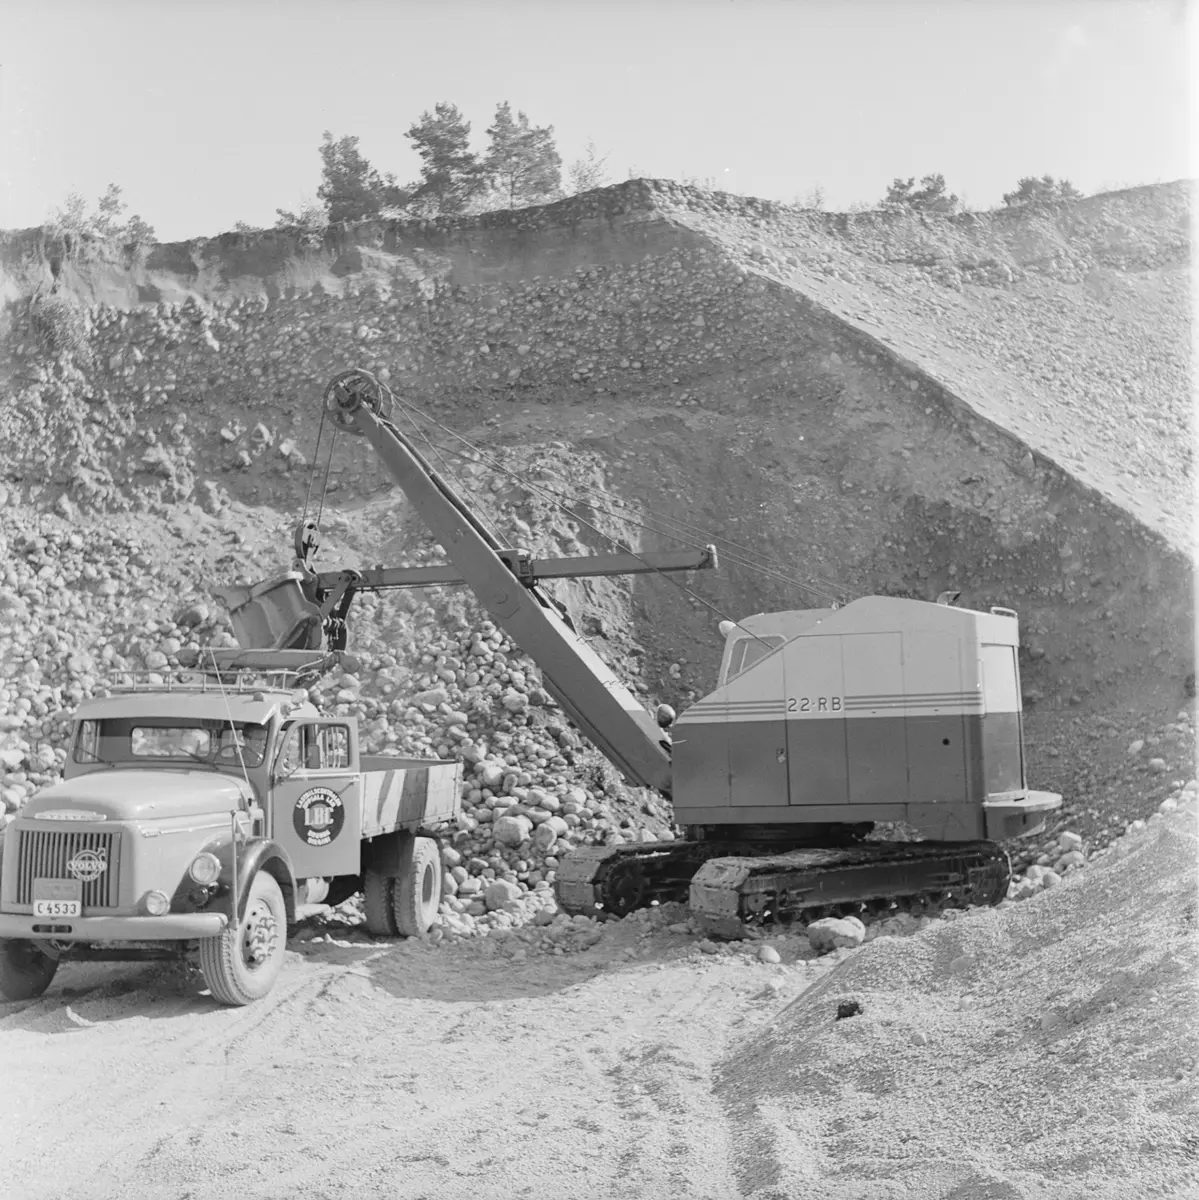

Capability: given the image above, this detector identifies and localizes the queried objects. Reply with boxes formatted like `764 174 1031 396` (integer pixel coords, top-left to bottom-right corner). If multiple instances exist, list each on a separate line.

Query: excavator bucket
213 572 325 652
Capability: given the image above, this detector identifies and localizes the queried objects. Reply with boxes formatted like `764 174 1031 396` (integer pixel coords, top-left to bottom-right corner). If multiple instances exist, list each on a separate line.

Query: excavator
219 368 1062 936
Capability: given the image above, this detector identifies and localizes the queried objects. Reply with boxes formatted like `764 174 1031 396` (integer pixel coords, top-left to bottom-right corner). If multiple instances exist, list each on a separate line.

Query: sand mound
714 804 1199 1200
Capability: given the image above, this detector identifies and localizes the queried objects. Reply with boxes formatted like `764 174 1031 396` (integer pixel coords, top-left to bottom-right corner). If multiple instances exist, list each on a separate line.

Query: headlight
188 852 221 885
143 890 170 916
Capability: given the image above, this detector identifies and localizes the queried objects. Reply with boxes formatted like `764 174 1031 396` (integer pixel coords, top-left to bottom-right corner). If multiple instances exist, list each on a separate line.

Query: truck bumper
0 912 229 942
984 790 1063 841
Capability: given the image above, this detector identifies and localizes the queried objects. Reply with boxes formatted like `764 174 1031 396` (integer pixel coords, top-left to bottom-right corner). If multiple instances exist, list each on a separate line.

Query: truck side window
276 724 350 773
276 725 308 776
319 725 350 770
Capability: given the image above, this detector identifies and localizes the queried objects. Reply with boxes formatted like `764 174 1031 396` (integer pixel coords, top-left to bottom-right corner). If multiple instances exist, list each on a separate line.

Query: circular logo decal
67 848 108 882
293 787 345 847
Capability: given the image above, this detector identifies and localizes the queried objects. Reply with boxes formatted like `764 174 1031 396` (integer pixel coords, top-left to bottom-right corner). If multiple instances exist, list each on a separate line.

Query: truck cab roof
75 689 320 725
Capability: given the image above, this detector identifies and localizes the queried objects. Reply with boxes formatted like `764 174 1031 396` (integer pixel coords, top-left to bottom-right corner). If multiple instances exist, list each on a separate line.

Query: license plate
33 878 82 918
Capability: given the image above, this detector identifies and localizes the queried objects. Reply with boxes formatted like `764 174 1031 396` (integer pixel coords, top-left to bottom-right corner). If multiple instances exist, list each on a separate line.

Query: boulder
484 879 521 911
493 814 533 847
806 915 866 952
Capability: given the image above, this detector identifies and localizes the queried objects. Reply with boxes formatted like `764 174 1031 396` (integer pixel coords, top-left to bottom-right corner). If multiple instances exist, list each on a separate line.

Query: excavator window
726 635 784 681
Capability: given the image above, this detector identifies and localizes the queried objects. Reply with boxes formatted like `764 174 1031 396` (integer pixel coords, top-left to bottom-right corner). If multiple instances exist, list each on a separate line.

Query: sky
0 0 1193 242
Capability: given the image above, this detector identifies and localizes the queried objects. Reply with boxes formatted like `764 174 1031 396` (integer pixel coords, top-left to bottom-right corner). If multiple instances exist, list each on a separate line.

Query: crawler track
554 839 1011 936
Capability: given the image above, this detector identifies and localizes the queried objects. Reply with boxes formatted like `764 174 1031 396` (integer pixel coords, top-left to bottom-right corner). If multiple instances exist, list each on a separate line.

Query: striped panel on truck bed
360 763 460 836
361 767 416 837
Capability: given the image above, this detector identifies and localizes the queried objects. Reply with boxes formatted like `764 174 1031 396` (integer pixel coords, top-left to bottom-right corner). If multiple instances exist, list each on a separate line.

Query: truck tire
362 866 398 937
199 871 287 1007
392 836 441 937
0 938 59 1002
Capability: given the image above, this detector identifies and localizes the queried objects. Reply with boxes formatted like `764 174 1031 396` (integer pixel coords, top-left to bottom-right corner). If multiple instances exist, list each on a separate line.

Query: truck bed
358 755 462 837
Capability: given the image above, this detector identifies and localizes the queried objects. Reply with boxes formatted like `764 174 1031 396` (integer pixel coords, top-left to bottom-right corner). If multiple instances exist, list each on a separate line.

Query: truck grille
15 828 121 909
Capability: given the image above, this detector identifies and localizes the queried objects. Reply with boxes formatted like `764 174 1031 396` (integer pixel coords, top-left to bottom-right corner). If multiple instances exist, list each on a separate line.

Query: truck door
271 720 363 879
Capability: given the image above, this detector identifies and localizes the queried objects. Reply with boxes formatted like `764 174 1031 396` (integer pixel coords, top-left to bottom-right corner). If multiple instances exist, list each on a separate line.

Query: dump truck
0 652 461 1005
221 367 1063 937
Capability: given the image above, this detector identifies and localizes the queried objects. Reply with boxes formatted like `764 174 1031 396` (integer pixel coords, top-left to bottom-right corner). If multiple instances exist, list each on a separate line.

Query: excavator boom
313 369 714 796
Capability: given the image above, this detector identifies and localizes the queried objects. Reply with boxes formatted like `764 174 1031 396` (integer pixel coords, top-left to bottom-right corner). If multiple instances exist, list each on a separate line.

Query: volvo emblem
67 848 108 883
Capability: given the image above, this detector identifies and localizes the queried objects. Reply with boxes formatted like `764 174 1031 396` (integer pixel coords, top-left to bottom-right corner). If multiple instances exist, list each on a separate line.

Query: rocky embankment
0 179 1191 713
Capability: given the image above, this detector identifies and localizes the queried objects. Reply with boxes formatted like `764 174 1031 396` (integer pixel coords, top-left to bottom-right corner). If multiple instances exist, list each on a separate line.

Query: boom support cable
394 401 505 547
298 403 339 564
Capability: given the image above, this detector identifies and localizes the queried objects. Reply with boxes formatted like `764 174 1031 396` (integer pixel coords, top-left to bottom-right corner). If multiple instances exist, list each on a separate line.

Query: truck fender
362 828 415 876
213 839 298 928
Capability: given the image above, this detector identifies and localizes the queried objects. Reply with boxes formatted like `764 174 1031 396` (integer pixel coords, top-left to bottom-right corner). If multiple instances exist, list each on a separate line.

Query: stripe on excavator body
682 695 989 720
687 691 980 708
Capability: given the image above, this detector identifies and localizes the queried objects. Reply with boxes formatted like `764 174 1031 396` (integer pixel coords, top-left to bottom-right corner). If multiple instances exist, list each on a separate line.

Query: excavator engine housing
672 595 1058 841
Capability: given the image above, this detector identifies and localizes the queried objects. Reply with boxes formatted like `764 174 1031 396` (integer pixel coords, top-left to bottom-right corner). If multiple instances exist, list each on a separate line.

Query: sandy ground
0 916 788 1200
1 810 1195 1200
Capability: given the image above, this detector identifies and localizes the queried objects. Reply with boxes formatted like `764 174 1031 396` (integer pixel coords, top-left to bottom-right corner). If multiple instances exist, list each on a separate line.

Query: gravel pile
714 789 1199 1200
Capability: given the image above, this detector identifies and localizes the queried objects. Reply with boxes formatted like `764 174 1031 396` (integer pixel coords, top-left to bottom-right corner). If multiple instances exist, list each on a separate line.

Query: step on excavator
220 368 1062 936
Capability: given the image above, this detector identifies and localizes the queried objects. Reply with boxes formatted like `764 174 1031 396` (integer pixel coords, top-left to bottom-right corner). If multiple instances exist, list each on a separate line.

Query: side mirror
274 763 297 785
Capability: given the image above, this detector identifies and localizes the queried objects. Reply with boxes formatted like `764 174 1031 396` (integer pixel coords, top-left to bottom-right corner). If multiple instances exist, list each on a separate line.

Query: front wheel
0 938 59 1002
199 871 287 1006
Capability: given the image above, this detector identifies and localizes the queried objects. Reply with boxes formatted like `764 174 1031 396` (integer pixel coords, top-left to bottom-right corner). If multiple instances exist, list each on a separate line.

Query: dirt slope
715 802 1199 1200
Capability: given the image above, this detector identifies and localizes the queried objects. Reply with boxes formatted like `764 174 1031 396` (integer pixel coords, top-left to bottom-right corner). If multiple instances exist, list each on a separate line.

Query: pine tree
315 132 407 223
883 173 959 213
484 102 562 208
405 102 484 215
1001 175 1083 207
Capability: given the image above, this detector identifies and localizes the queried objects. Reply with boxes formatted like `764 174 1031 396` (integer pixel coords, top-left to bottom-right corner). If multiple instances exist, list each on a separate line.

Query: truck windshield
74 718 270 768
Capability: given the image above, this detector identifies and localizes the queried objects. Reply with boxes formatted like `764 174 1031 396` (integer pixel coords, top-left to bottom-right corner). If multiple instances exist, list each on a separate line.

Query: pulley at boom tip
324 367 391 435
